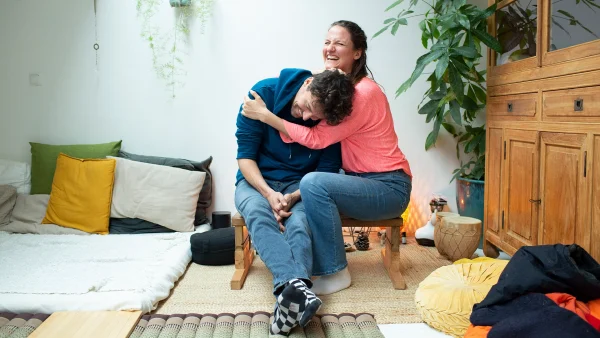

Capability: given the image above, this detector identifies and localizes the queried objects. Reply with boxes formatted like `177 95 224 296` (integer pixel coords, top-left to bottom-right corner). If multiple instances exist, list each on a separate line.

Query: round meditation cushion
414 259 508 337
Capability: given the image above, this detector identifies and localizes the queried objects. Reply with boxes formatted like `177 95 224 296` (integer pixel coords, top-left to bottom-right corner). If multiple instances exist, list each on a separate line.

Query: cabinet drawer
543 86 600 121
488 93 537 119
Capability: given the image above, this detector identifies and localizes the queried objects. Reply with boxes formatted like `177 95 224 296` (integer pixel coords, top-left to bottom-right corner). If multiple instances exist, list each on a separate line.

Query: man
234 68 354 335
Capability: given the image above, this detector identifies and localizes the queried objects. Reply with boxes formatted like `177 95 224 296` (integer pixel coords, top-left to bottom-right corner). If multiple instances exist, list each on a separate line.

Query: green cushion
30 141 122 194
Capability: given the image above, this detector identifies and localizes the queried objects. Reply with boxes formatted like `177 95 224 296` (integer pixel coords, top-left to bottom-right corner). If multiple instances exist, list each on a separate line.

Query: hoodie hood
272 68 312 116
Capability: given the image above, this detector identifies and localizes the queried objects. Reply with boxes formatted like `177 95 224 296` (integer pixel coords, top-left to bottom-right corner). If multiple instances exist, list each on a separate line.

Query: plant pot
456 178 485 249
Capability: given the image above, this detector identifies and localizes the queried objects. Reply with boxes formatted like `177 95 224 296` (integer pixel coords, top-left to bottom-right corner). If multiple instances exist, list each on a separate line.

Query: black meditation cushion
190 227 235 266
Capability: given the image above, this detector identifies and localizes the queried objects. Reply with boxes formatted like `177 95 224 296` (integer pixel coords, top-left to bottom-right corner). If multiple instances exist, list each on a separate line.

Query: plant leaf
425 119 442 150
472 84 487 104
449 63 464 103
472 29 502 53
442 122 458 136
461 95 478 111
450 100 462 125
418 99 440 115
454 0 467 9
385 0 405 12
384 18 396 24
557 9 575 19
552 18 571 37
396 49 445 96
391 19 408 35
452 46 478 58
372 24 392 38
457 14 470 30
435 55 449 80
472 3 497 22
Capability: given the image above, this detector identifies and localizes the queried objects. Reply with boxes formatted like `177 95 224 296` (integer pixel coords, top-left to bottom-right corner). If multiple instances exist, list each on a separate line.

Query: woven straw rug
0 313 49 338
155 238 451 324
130 312 384 338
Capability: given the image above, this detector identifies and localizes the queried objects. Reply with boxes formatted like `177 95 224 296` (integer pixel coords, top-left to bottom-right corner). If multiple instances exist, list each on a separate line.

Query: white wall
0 0 489 233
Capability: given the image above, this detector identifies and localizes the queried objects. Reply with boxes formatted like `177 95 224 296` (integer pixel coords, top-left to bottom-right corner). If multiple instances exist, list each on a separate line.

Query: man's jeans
235 179 312 294
299 170 412 276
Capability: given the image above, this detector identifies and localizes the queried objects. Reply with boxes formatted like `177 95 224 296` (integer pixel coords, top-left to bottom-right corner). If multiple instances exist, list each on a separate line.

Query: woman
243 20 412 295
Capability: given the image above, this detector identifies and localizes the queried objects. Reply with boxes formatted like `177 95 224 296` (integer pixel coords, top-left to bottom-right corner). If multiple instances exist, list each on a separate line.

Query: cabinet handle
574 98 584 112
507 102 513 112
584 151 587 177
529 199 542 204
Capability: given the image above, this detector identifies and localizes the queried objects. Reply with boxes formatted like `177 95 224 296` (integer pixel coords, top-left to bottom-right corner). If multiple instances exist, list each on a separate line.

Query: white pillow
109 157 205 232
0 159 31 194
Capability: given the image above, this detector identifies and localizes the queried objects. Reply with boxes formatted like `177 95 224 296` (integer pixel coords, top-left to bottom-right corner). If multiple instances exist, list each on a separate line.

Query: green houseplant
137 0 214 98
375 0 502 182
375 0 503 246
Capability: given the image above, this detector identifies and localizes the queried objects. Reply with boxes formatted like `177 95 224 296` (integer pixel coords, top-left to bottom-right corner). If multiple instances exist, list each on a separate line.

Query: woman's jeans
299 170 412 276
235 179 312 294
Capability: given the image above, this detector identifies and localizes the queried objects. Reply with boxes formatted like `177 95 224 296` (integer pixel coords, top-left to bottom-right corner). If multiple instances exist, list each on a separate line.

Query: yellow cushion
453 256 497 265
414 260 509 338
42 153 116 234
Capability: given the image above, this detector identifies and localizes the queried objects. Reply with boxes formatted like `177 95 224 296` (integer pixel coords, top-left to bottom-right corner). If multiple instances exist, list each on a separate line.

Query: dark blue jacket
235 68 341 185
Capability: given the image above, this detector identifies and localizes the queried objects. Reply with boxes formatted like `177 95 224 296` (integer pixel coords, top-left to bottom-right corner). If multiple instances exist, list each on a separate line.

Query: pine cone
354 231 370 251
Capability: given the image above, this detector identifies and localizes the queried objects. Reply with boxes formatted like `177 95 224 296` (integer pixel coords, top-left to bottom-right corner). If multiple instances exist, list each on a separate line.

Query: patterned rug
129 312 385 338
0 312 384 337
0 313 50 338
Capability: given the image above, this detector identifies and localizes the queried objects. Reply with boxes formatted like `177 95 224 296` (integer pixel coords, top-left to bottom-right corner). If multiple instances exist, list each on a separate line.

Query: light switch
29 73 42 86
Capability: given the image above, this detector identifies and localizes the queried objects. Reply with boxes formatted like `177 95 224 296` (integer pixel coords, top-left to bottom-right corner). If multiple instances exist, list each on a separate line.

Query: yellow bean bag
414 259 509 338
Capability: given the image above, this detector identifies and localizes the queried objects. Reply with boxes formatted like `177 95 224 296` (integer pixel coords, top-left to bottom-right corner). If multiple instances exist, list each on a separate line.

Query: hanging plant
136 0 214 97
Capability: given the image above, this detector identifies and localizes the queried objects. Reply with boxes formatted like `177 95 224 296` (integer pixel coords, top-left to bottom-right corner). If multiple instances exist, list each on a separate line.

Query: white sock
311 267 351 295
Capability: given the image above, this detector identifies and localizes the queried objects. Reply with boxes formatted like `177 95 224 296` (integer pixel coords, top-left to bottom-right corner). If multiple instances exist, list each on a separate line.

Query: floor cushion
190 227 235 266
414 259 509 337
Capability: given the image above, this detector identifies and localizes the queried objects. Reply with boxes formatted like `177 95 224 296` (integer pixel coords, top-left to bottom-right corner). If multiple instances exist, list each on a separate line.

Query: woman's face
322 25 361 74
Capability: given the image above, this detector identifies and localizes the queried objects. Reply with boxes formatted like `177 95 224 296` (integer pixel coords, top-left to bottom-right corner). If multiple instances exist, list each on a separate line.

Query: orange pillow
42 153 116 234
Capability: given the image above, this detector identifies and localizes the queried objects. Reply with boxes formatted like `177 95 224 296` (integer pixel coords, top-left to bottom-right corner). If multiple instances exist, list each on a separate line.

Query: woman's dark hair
330 20 374 84
309 70 355 126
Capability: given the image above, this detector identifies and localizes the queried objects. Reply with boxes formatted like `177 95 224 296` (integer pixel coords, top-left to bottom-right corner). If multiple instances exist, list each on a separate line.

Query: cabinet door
485 128 504 240
502 129 540 253
592 135 600 262
539 132 590 251
542 0 600 66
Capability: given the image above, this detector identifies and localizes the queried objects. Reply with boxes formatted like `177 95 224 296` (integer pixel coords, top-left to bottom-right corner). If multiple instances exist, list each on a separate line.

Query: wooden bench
230 212 406 290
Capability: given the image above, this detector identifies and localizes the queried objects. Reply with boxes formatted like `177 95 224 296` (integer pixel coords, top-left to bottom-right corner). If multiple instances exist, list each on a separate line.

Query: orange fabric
463 324 490 338
588 299 600 319
586 313 600 331
546 293 590 320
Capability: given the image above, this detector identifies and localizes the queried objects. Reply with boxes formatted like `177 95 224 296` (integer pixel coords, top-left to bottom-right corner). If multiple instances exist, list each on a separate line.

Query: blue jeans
235 179 312 294
299 170 412 276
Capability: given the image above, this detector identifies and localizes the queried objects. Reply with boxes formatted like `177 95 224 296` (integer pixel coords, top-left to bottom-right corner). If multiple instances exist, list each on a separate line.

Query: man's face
291 78 325 121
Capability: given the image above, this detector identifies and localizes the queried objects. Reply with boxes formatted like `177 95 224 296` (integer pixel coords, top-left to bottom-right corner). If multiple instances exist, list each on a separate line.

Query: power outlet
29 73 42 86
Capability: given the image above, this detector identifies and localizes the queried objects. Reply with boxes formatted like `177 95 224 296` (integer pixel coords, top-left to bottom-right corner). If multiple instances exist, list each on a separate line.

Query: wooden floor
29 311 142 338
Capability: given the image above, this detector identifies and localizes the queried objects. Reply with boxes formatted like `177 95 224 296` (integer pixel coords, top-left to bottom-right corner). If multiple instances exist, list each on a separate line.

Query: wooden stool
230 213 406 290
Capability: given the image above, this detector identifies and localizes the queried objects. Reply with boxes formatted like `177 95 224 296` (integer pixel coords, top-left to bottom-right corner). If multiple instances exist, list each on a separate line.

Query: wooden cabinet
485 0 600 260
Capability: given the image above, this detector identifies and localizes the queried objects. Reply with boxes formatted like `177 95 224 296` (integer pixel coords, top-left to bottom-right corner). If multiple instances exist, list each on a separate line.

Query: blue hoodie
235 68 341 185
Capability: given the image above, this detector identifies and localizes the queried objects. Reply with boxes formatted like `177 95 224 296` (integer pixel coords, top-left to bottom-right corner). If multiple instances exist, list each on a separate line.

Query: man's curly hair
308 70 355 126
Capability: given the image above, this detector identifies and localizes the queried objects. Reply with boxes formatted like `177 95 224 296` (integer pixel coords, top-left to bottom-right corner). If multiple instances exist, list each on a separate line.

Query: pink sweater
281 77 412 177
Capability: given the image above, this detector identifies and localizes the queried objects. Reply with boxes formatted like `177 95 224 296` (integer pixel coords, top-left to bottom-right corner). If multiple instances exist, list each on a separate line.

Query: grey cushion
117 151 213 225
109 218 174 234
0 185 17 225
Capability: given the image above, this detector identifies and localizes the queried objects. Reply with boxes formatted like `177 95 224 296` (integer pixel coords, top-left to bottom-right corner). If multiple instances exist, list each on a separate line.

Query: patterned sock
293 280 322 327
270 280 306 336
